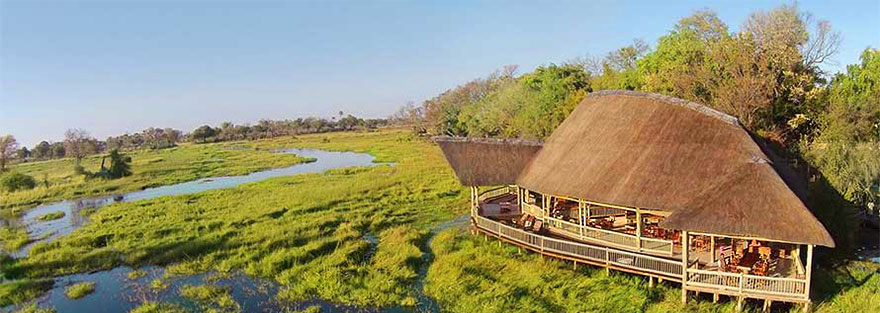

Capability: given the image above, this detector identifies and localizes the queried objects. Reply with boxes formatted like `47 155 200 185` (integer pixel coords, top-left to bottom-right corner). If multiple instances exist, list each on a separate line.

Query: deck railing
478 186 513 204
686 268 808 300
473 214 683 279
474 188 809 302
544 216 675 255
478 189 674 256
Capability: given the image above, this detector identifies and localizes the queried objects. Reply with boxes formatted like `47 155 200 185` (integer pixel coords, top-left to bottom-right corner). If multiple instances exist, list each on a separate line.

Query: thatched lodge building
434 90 833 311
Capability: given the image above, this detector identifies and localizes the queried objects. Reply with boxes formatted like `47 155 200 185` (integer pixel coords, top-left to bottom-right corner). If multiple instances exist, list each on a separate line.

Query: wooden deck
473 188 811 305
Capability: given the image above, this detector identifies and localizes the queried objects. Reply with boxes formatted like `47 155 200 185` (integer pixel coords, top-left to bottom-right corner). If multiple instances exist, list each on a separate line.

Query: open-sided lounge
434 90 834 312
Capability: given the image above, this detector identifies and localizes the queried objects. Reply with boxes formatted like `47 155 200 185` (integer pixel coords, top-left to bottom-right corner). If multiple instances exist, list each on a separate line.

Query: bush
128 302 187 313
36 211 65 222
64 282 95 299
0 172 36 192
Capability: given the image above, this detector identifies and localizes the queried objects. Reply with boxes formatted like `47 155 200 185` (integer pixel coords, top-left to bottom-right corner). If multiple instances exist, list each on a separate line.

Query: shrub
64 282 95 299
0 172 36 192
36 211 65 221
128 302 187 313
108 149 132 178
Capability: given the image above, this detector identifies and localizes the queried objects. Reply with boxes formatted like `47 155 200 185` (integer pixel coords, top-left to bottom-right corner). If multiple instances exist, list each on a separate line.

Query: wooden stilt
802 301 812 313
712 293 719 303
762 299 772 312
573 261 578 270
736 297 744 312
648 276 654 288
710 235 716 264
681 231 689 304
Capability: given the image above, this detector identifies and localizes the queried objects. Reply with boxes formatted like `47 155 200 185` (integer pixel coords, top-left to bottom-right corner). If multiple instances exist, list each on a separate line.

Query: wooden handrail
543 216 675 255
473 215 682 278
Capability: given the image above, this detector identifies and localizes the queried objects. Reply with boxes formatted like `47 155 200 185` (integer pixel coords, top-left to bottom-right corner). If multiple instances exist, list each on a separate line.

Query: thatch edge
590 90 741 127
431 136 544 146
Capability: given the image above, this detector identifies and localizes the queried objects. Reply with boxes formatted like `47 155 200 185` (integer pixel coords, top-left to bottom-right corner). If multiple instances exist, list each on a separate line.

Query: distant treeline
393 4 879 256
0 114 393 167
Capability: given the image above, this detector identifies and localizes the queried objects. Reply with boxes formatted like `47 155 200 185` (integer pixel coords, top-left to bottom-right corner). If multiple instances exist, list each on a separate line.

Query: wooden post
713 293 719 303
736 297 744 312
577 201 584 237
681 231 689 304
805 245 814 303
636 208 643 251
648 276 654 288
762 299 772 312
710 235 716 264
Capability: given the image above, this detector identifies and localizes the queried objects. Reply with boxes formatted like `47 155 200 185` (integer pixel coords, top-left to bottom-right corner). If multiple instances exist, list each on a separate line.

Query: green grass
35 211 65 221
12 304 57 313
64 281 95 299
1 227 33 251
1 141 310 212
128 302 188 313
288 305 322 313
0 279 54 307
1 128 876 312
5 130 464 308
127 268 147 280
179 284 239 311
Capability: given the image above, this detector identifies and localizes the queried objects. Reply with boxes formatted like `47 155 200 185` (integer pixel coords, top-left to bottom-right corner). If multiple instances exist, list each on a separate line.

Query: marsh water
1 148 469 313
23 215 470 313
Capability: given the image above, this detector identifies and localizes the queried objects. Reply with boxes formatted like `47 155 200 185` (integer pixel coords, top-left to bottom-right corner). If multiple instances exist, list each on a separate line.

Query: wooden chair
518 214 530 228
533 220 543 233
524 215 536 230
758 246 772 260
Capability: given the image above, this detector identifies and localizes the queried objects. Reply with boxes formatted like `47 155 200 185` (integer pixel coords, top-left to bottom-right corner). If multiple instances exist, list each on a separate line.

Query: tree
190 125 218 143
17 147 30 161
107 149 132 179
0 135 18 172
50 142 66 159
64 129 97 167
31 141 51 160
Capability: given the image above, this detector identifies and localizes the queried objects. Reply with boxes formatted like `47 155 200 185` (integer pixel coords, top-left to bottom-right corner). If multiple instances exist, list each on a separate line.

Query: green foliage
0 172 36 192
455 64 590 139
191 125 218 143
805 49 880 213
0 279 53 307
12 304 56 313
107 149 133 179
128 302 188 313
1 227 33 251
3 141 308 211
822 49 880 143
36 211 65 221
179 284 239 311
11 130 464 308
64 281 95 299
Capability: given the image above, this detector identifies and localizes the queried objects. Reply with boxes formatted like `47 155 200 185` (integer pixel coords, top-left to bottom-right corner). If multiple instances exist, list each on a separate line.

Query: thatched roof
515 90 833 247
433 90 833 247
433 136 542 186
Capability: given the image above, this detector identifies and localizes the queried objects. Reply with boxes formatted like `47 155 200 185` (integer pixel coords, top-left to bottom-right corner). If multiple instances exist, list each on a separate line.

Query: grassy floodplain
0 129 877 312
2 129 467 309
0 141 309 213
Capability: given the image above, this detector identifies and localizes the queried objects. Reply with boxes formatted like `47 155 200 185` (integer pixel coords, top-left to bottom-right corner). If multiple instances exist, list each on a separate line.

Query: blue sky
1 1 878 146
